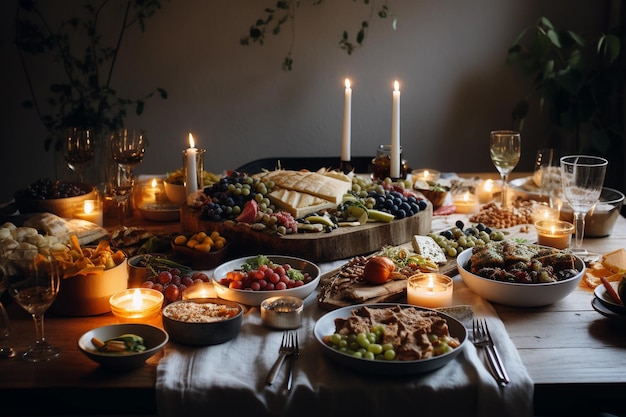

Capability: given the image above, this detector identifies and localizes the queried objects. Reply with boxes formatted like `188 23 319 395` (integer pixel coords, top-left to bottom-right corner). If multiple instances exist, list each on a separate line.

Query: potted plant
506 16 624 188
14 0 167 183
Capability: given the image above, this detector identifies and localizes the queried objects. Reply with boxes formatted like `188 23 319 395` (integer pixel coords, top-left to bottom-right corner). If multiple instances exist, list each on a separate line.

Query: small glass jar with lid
371 144 408 181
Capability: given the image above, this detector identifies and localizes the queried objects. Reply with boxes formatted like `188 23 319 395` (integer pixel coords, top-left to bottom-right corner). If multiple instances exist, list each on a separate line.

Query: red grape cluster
141 268 211 304
218 263 314 291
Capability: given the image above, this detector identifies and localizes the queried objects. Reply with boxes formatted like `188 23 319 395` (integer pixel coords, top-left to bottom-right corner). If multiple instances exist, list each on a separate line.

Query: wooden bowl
171 240 230 270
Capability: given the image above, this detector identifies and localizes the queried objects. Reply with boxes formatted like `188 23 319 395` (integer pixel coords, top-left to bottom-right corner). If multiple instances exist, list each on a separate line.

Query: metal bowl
559 187 624 237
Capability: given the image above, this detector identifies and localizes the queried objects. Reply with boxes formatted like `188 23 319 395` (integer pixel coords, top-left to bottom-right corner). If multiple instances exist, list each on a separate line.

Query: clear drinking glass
63 128 95 184
560 155 608 257
110 129 146 226
6 254 61 362
0 270 15 358
490 130 521 208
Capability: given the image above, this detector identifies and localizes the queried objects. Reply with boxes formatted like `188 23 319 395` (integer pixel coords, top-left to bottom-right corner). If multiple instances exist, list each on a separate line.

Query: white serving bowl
456 247 585 307
78 323 168 371
212 255 320 306
163 181 187 205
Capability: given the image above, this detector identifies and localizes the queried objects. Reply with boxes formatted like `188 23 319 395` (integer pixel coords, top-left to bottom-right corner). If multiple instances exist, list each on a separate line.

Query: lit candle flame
550 225 556 235
423 170 430 180
394 80 399 91
151 178 157 188
463 191 471 202
131 288 144 310
427 276 435 292
484 179 493 192
188 133 195 148
345 78 351 89
83 200 95 215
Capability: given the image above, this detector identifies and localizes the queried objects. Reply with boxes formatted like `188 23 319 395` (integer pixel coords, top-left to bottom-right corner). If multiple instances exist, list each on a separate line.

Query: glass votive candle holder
73 199 104 226
407 273 453 308
182 282 217 300
531 202 559 224
411 168 441 184
476 179 495 204
534 220 574 250
109 288 164 323
453 191 479 214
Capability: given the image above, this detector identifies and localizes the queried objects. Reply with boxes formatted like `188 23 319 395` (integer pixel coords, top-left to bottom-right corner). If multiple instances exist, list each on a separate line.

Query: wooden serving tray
180 203 433 263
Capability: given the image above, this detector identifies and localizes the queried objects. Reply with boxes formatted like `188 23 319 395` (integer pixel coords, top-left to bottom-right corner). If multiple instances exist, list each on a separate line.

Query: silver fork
266 332 295 386
285 332 299 391
472 318 510 386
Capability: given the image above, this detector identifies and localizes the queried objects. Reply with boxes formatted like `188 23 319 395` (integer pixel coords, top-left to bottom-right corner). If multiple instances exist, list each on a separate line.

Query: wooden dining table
1 174 625 417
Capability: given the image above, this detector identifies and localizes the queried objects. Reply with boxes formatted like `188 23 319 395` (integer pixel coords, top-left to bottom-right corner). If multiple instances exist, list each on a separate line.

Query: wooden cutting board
180 203 433 262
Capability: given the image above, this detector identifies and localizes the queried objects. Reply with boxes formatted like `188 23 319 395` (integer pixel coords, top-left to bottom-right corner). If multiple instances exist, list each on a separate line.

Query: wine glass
110 129 146 226
490 130 521 208
0 269 15 358
63 128 95 184
5 254 61 362
560 155 608 258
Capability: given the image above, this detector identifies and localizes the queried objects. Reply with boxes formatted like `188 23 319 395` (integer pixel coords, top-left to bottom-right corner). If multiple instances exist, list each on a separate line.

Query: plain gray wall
0 0 611 202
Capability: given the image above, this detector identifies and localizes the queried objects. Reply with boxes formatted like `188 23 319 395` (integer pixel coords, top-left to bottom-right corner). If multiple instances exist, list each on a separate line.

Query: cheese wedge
412 235 447 264
268 188 336 218
602 248 626 273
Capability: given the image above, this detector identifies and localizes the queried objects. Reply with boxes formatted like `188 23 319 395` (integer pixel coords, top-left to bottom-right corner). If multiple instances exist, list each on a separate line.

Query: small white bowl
163 181 187 205
212 255 320 306
456 247 585 307
78 323 168 371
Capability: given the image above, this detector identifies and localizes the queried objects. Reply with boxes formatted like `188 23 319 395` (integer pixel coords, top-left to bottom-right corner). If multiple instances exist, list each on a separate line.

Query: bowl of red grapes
14 178 96 218
212 254 320 306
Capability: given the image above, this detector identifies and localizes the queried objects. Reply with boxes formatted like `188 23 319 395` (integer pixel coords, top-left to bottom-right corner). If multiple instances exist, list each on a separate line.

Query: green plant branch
241 0 394 71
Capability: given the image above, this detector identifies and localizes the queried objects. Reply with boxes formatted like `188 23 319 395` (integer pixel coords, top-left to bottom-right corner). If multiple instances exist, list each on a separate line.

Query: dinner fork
266 332 295 386
472 318 510 387
285 332 299 391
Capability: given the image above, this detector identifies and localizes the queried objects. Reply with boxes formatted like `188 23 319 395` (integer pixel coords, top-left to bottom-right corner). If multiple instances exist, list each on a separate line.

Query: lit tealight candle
74 199 103 226
182 282 217 300
453 191 479 214
534 220 574 250
109 288 164 322
407 273 453 308
531 202 558 224
143 178 167 206
476 179 494 204
411 168 441 184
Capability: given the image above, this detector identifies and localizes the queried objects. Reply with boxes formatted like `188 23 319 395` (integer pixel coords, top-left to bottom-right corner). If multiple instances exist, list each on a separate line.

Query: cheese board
180 203 433 262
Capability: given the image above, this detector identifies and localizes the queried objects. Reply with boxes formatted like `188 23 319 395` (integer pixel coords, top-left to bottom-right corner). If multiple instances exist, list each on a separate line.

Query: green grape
367 343 383 355
383 349 396 360
356 333 370 348
330 333 342 345
363 351 375 360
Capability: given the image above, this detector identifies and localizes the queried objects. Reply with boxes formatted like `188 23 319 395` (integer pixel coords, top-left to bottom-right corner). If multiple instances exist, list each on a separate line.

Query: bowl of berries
212 254 320 306
140 262 212 306
14 178 97 218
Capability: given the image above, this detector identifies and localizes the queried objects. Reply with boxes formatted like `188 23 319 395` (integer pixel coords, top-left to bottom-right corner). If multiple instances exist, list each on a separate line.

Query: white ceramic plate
592 297 626 321
313 303 467 375
138 205 180 222
593 281 625 313
212 255 320 306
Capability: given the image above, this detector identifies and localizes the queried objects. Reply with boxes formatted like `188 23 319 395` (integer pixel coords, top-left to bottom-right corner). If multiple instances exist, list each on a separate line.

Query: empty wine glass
110 129 146 226
6 254 61 362
560 155 608 258
490 130 521 208
0 269 15 358
63 128 95 184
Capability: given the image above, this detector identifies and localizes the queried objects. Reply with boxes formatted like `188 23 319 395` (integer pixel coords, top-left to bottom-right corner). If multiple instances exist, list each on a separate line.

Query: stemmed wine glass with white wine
490 130 521 208
110 129 146 226
560 155 608 259
63 128 95 184
5 254 60 362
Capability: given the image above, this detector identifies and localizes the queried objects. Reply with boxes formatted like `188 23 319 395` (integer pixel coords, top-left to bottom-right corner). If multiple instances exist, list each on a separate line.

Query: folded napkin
157 277 533 417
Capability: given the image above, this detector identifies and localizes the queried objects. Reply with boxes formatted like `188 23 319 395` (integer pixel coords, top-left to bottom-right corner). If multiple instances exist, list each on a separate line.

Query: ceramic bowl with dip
50 252 128 317
457 247 585 307
212 255 320 306
162 298 244 346
412 181 449 210
78 323 168 371
559 187 624 237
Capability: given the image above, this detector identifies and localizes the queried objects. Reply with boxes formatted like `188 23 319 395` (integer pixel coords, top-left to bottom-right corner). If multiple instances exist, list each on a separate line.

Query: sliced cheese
268 188 336 218
412 235 447 264
261 170 351 204
601 248 626 273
